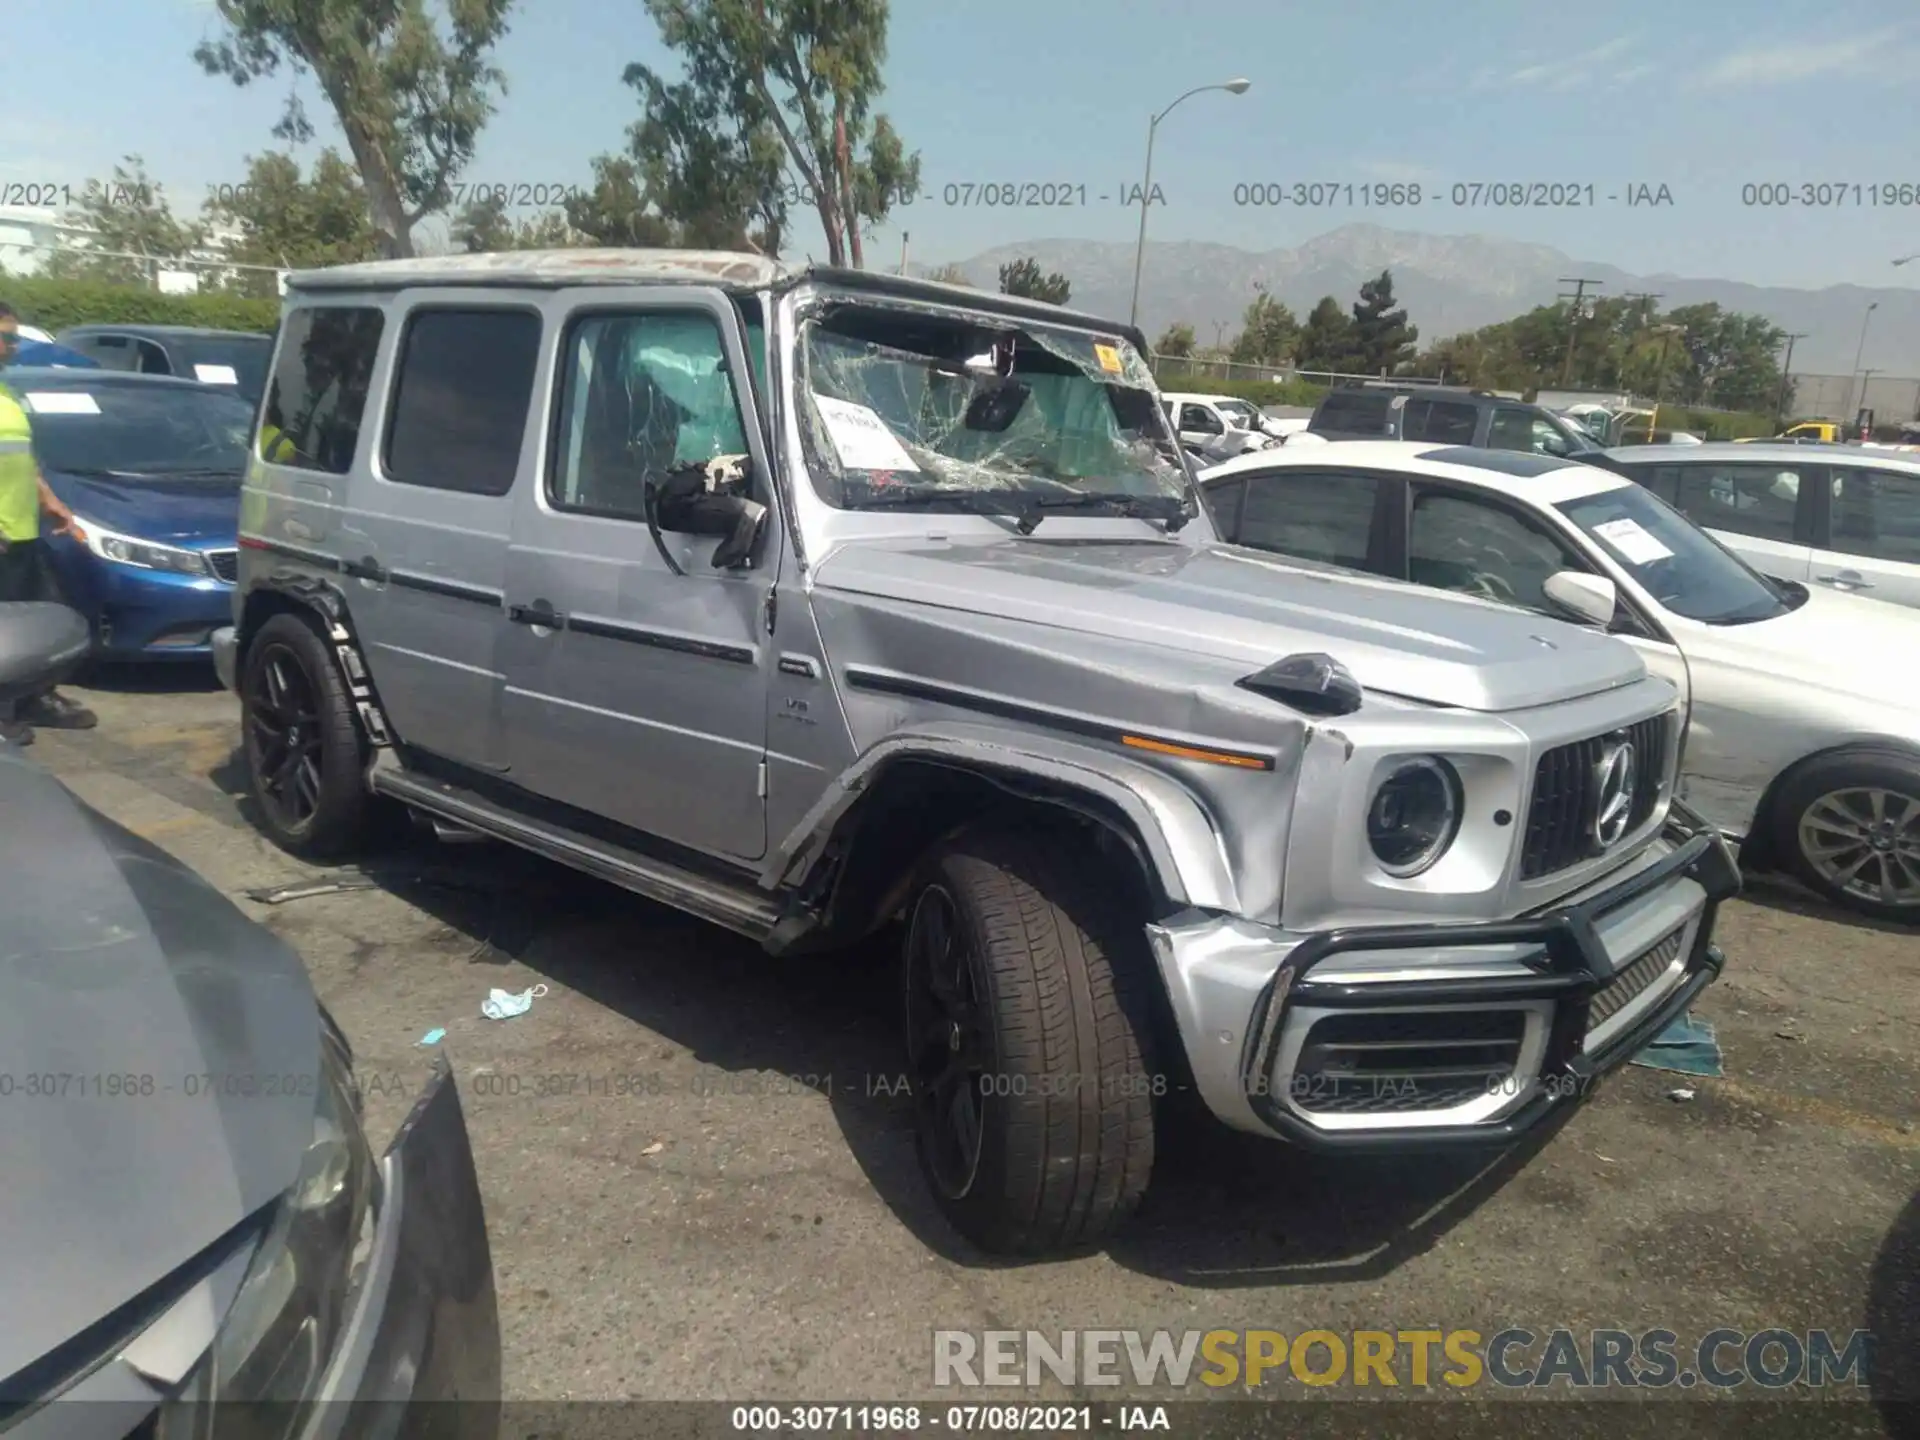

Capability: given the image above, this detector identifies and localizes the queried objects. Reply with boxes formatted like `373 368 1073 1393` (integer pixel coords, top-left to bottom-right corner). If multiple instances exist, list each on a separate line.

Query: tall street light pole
1774 331 1807 428
1128 78 1252 331
1846 301 1879 435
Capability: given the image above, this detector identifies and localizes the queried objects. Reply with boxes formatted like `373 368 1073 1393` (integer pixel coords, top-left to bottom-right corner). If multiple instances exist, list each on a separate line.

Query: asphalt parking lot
26 667 1919 1428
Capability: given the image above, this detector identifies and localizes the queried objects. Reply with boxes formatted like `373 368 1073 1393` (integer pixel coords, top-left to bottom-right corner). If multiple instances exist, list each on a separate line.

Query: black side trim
566 614 757 664
389 569 501 606
843 666 1276 771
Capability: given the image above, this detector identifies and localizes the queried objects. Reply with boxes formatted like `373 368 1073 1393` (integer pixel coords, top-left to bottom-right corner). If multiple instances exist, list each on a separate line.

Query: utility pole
1558 276 1603 386
1774 332 1808 427
897 232 909 276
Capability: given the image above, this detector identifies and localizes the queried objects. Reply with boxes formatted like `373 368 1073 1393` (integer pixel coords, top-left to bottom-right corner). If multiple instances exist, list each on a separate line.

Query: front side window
1670 462 1803 543
261 306 385 474
1409 490 1584 612
1180 403 1224 434
1557 483 1790 625
1214 399 1258 428
383 308 541 496
795 303 1189 522
1237 471 1379 569
549 310 752 521
1830 467 1920 564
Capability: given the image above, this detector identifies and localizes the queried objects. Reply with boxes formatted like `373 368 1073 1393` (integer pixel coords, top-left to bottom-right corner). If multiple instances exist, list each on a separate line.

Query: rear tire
240 613 373 861
902 823 1159 1256
1771 748 1920 924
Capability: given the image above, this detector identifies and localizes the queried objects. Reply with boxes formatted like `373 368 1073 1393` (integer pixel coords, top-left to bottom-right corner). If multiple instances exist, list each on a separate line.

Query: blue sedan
12 367 250 662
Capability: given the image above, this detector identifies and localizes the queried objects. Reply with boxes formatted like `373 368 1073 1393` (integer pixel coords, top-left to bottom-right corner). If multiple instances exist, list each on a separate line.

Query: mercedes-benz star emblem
1591 738 1638 850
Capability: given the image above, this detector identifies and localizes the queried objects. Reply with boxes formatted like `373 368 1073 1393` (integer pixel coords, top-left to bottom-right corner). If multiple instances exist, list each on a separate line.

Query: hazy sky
4 0 1918 288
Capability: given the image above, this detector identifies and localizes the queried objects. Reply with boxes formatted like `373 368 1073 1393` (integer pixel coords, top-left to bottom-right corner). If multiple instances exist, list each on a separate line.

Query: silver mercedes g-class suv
213 250 1736 1257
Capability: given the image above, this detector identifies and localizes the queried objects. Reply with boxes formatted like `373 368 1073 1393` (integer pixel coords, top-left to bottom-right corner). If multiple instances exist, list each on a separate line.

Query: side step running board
371 764 784 941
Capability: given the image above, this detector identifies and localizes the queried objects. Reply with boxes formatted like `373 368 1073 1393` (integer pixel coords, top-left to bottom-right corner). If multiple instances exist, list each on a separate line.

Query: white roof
1199 440 1633 505
286 248 797 292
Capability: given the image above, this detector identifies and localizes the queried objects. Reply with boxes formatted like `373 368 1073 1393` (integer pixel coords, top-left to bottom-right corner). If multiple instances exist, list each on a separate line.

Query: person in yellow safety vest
0 303 98 746
259 397 297 464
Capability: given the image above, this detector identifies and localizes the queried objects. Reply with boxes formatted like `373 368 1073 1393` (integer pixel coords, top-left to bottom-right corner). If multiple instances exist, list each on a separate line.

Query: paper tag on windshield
1093 343 1123 373
193 363 239 385
811 394 920 472
22 391 99 415
1593 516 1672 564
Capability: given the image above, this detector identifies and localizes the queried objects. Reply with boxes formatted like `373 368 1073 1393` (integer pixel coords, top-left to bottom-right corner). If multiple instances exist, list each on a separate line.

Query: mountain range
924 225 1920 376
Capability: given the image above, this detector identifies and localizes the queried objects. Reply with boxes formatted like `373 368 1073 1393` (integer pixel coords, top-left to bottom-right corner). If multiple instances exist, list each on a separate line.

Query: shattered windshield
796 301 1194 524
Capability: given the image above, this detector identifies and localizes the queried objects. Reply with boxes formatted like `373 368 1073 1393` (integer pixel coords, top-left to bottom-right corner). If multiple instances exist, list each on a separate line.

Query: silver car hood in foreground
0 749 317 1385
812 536 1646 712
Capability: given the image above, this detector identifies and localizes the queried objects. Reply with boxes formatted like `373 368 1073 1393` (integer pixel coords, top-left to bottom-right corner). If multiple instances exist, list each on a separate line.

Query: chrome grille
1587 924 1688 1034
1520 714 1668 879
205 548 238 583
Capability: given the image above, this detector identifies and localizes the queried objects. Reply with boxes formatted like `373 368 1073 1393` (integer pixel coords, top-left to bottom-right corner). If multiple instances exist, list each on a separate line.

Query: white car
1162 392 1285 447
1200 440 1920 921
1603 441 1920 613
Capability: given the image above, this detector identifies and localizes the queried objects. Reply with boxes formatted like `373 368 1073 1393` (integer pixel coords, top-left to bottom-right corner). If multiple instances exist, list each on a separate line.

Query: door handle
507 600 566 628
1815 572 1874 590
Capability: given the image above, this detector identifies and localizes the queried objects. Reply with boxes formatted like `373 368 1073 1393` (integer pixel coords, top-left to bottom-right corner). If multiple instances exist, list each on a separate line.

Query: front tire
902 824 1158 1256
1773 749 1920 923
240 613 373 860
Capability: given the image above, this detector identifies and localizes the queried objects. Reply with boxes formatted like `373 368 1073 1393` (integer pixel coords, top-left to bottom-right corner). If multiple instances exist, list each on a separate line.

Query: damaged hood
0 749 317 1386
812 536 1648 712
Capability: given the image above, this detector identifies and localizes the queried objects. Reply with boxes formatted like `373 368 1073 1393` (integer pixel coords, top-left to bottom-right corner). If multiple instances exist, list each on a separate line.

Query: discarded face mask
481 984 550 1020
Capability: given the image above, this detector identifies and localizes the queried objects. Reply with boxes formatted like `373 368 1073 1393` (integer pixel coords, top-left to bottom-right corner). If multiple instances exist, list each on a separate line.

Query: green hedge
0 275 279 335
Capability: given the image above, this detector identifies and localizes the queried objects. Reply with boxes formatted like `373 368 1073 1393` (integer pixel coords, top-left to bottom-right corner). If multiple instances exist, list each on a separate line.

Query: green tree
1295 296 1353 372
924 263 972 286
619 68 788 252
997 256 1070 304
46 156 204 287
452 196 584 251
559 155 681 246
1154 322 1196 358
1229 287 1298 367
194 0 516 259
203 150 381 294
1347 269 1418 375
626 0 920 267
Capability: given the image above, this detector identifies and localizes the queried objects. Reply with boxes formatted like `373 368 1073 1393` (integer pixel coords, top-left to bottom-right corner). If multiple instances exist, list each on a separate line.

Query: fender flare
763 720 1241 915
238 576 393 749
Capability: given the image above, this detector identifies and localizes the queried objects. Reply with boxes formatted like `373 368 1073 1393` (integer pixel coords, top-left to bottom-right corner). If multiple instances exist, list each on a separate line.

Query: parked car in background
13 338 99 369
1201 441 1920 920
1735 420 1844 445
1163 391 1269 447
1605 442 1920 612
56 324 273 406
1307 382 1611 460
10 367 250 661
0 613 498 1432
212 250 1733 1256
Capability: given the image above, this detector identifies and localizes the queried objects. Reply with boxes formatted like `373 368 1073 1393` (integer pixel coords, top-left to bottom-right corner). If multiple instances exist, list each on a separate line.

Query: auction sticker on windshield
812 394 921 472
21 391 100 415
1094 343 1122 373
1592 516 1673 564
193 363 239 385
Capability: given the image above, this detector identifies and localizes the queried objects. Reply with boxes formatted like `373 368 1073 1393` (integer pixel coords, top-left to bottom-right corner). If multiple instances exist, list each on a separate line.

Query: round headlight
1367 757 1463 877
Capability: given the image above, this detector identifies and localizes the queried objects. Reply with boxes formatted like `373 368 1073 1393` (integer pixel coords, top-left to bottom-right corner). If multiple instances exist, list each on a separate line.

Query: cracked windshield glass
798 306 1192 525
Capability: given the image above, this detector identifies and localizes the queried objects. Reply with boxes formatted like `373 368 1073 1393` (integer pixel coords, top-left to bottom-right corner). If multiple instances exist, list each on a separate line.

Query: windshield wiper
1012 492 1193 535
847 487 1034 519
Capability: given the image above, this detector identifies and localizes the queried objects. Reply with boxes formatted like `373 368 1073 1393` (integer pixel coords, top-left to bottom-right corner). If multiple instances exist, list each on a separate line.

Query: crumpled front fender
762 719 1241 914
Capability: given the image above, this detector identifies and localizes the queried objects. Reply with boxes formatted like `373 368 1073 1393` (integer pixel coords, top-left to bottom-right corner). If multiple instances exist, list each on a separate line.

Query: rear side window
1486 407 1536 451
1671 462 1804 544
1402 399 1477 444
261 306 385 474
383 309 541 495
1313 390 1392 434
